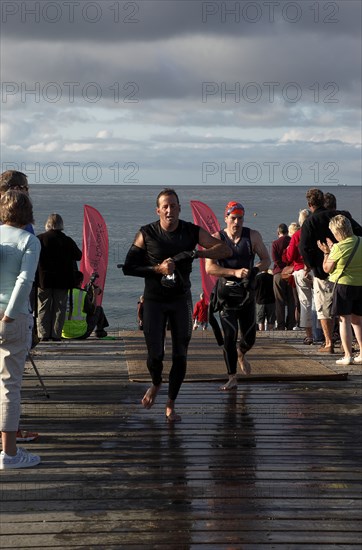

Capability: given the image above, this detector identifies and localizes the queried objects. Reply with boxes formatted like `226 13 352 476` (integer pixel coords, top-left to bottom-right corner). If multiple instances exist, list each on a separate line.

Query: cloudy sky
1 0 361 186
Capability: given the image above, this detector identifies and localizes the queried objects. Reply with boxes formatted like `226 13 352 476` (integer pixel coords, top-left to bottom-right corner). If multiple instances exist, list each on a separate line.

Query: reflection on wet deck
1 337 361 548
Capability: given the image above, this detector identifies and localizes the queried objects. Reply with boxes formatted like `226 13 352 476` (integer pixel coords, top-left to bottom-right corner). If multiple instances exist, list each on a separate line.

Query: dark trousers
273 273 295 330
77 306 109 339
142 293 193 401
219 298 256 375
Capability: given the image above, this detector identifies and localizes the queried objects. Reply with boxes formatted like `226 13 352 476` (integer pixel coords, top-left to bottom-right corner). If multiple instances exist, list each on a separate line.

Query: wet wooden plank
1 334 361 547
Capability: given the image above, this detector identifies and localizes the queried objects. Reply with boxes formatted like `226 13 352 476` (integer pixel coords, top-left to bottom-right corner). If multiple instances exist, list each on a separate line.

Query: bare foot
219 375 237 391
165 400 181 422
141 384 161 409
165 410 182 423
237 351 251 375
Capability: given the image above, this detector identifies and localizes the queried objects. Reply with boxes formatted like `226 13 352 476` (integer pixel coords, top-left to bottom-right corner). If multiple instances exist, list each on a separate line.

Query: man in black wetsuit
122 188 231 422
206 201 270 390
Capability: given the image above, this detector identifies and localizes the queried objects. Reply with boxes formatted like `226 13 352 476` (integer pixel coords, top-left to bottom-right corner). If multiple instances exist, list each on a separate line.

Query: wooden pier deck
1 332 361 548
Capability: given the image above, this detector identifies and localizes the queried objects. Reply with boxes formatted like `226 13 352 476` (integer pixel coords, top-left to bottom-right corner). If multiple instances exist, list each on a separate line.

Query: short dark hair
156 188 180 207
278 223 288 235
0 170 28 194
324 192 337 210
306 188 324 208
0 189 34 226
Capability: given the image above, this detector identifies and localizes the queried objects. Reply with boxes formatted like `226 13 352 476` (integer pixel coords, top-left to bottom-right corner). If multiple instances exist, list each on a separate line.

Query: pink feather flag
80 205 109 306
190 200 220 303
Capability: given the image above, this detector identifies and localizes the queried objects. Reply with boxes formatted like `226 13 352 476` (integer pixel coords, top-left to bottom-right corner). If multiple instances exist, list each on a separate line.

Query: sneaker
353 355 362 364
293 326 303 331
0 447 41 469
335 356 353 366
16 430 39 443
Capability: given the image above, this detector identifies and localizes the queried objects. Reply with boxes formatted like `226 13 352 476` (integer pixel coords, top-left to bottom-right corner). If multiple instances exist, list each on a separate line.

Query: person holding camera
61 271 109 339
122 188 231 422
206 201 270 390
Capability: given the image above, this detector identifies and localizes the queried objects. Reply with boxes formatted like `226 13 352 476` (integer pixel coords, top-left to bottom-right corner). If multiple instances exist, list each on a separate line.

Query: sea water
31 185 362 329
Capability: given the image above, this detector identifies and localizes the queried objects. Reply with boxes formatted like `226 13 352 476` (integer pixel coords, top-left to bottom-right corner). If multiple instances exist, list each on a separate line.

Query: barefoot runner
122 188 231 422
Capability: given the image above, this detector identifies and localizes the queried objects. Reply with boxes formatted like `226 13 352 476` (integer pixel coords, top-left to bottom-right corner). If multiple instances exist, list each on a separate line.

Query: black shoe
40 337 50 342
96 330 107 338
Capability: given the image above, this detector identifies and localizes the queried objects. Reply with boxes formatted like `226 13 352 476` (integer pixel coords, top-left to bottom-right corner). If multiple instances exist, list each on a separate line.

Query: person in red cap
206 201 270 390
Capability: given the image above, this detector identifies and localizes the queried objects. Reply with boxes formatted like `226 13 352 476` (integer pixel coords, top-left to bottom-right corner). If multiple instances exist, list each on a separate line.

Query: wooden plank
1 333 361 548
122 330 347 381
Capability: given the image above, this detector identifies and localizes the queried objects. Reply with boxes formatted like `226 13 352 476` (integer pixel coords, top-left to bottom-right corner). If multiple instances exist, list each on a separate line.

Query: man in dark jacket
37 213 82 341
299 188 362 353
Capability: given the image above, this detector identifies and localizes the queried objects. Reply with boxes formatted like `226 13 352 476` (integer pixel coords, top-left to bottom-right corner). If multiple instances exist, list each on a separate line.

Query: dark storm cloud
1 1 360 41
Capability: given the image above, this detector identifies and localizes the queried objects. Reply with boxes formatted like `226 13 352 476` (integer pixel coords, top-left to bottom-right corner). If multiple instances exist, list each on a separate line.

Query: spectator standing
61 271 109 339
0 170 39 443
193 292 208 330
36 213 82 341
286 210 314 344
272 223 295 330
0 191 41 469
318 215 362 365
299 189 362 354
255 270 275 331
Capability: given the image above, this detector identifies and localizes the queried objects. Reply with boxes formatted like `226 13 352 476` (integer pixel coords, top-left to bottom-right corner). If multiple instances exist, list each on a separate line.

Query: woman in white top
0 191 41 469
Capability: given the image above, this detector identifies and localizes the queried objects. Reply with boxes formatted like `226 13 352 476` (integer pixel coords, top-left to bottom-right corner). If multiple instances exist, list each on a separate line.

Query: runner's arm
122 231 175 277
251 230 271 272
197 227 232 259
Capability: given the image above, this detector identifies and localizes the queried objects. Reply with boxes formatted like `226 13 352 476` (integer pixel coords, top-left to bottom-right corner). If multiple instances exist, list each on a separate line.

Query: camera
161 273 177 288
90 272 99 284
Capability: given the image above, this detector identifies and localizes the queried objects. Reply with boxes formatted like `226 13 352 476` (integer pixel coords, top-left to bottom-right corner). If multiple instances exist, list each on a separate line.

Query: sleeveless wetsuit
140 220 199 399
218 227 257 375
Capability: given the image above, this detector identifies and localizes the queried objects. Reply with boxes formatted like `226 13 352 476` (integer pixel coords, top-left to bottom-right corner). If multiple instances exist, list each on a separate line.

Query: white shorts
313 277 334 320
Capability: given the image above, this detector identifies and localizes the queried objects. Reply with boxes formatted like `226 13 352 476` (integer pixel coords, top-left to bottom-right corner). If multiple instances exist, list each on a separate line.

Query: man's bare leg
142 384 161 409
320 318 334 349
237 349 251 375
165 398 181 422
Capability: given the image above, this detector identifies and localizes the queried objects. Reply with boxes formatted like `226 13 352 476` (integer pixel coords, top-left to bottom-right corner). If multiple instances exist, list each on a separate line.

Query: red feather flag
190 200 220 303
80 205 109 306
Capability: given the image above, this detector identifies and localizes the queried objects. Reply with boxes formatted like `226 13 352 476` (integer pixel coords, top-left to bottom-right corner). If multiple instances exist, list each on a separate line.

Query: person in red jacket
193 292 208 330
285 209 313 344
272 223 295 330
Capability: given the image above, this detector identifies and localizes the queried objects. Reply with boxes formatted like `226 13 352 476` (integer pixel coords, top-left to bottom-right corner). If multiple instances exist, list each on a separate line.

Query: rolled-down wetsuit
123 220 199 400
217 227 257 375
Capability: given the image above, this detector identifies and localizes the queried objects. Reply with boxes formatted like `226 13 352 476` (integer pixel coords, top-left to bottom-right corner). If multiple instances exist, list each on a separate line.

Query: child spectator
193 292 208 331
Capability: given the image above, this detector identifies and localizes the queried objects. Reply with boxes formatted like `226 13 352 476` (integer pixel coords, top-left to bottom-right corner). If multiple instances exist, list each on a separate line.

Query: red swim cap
225 201 245 217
